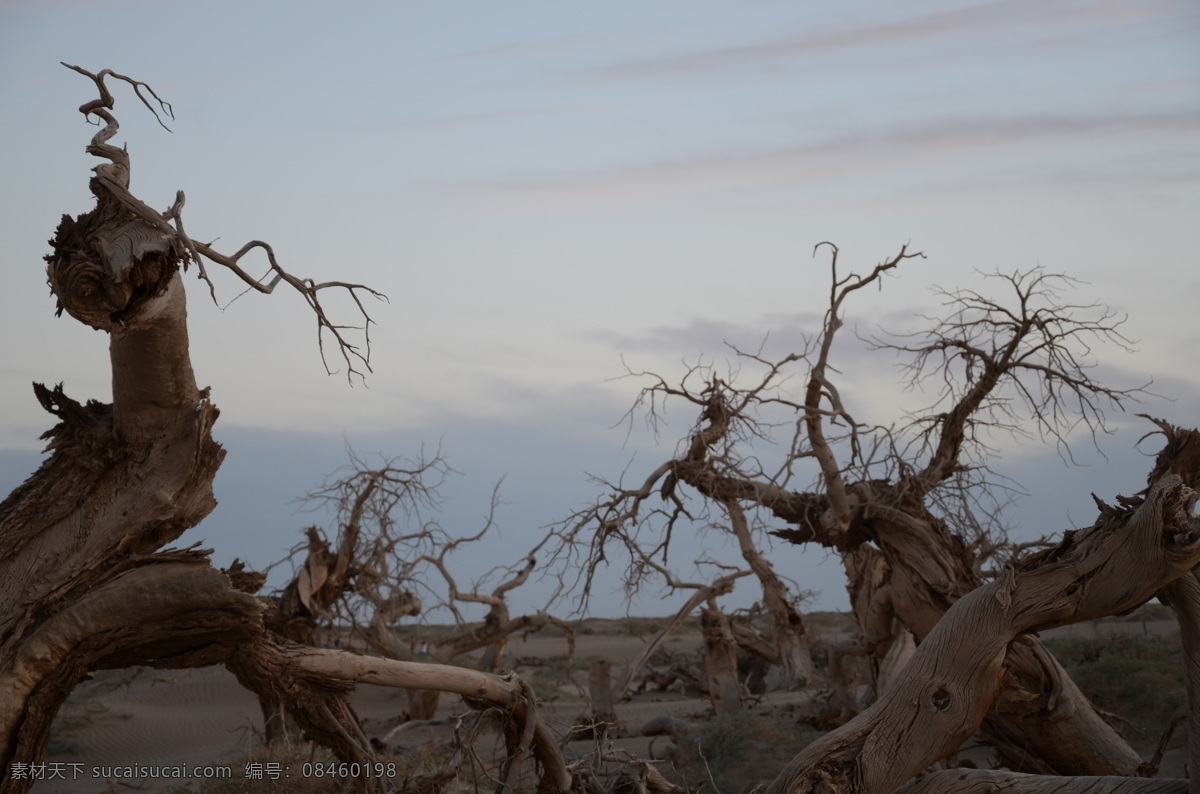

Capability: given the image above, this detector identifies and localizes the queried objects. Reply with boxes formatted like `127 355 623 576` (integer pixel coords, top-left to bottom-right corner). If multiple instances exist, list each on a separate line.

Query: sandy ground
28 618 1186 793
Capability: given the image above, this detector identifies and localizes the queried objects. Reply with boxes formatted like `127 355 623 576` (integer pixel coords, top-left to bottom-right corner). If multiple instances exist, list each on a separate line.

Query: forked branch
805 243 924 539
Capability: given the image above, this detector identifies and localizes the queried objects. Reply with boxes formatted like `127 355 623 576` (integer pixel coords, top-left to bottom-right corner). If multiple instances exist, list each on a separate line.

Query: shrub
672 711 818 793
1045 632 1185 748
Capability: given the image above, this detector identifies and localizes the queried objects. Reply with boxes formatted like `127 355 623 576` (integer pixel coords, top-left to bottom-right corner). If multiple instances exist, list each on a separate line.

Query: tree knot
931 686 952 712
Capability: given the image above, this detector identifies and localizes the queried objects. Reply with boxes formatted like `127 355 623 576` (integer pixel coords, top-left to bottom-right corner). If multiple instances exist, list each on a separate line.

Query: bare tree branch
872 269 1147 485
805 243 925 541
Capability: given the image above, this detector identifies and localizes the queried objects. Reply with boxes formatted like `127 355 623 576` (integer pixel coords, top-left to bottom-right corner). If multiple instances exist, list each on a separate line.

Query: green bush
1045 632 1185 748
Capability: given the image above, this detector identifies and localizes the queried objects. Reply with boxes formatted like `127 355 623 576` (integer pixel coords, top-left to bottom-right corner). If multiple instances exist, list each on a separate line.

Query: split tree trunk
759 475 1148 775
0 174 384 788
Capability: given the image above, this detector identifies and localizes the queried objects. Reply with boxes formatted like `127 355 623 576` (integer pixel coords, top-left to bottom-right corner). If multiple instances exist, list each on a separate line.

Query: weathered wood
1161 570 1200 794
765 477 1200 794
725 500 813 688
1 66 568 794
610 570 749 702
274 642 571 791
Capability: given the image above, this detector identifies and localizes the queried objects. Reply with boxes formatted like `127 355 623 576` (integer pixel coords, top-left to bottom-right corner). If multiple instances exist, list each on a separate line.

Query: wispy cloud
590 314 825 358
380 103 608 131
465 109 1200 206
582 0 1197 80
445 32 624 63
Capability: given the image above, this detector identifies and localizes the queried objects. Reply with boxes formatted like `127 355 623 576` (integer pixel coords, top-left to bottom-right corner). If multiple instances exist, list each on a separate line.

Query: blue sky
1 0 1198 619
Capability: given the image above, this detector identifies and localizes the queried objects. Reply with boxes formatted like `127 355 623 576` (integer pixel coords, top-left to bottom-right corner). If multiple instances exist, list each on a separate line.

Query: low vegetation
1045 629 1186 751
672 712 820 793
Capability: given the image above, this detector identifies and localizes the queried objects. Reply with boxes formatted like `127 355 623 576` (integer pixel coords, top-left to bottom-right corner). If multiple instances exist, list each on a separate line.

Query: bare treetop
874 268 1147 480
54 63 386 383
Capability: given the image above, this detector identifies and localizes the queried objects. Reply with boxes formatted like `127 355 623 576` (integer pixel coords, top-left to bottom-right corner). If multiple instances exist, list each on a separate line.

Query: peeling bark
2 559 261 773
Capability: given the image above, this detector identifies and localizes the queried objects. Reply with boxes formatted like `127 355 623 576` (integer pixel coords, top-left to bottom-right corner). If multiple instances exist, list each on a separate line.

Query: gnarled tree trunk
0 66 572 794
765 475 1199 793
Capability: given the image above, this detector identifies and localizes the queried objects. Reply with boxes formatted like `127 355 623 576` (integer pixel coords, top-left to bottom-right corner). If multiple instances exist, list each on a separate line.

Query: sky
0 0 1198 622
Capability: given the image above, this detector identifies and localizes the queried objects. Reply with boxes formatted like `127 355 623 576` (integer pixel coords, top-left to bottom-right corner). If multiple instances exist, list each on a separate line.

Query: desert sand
36 621 723 793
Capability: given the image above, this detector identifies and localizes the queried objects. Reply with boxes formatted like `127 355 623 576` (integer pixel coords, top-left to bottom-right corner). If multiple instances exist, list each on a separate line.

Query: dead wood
234 637 573 792
1 65 573 794
610 570 748 703
725 500 813 688
1158 568 1200 790
560 247 1157 776
764 476 1200 793
587 658 618 738
268 455 576 727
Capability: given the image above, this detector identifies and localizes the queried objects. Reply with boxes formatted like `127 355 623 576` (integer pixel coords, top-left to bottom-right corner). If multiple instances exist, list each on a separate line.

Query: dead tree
766 451 1200 793
558 243 1163 775
0 66 573 794
699 601 743 717
611 567 750 708
275 452 575 721
272 448 454 648
723 499 814 688
560 458 816 696
588 518 751 716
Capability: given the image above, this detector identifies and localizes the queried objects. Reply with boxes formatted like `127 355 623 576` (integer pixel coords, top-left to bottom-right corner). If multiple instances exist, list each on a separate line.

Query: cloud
581 275 1194 470
444 32 623 63
589 315 816 357
582 0 1197 80
458 108 1199 208
377 103 608 132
